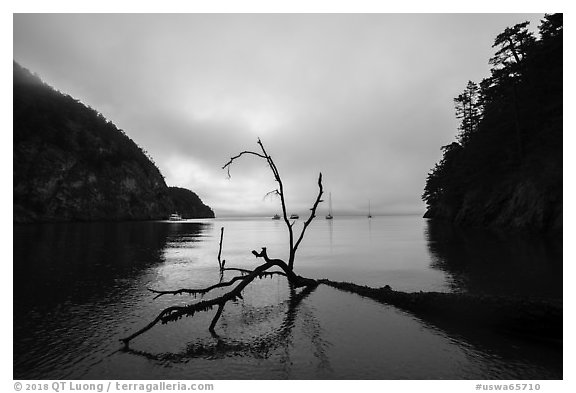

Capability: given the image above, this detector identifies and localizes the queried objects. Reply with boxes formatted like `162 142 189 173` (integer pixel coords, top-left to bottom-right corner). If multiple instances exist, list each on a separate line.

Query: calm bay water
13 216 562 379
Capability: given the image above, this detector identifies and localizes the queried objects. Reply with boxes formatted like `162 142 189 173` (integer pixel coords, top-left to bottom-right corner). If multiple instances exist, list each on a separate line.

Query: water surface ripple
13 216 562 379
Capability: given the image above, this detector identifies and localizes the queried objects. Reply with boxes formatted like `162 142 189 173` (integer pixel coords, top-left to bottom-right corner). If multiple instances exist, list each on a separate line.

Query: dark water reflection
125 285 326 365
425 220 562 298
14 221 210 302
14 221 210 378
13 217 562 379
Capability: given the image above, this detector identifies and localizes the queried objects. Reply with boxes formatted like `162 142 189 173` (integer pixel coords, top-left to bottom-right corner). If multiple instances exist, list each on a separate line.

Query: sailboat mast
326 192 334 219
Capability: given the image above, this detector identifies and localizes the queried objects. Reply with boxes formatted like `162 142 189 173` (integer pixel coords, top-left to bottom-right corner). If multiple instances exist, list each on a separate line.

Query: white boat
326 192 333 219
169 213 183 221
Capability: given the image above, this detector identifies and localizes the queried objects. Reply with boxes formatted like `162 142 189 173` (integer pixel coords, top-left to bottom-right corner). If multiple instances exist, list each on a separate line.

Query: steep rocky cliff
13 62 214 223
424 178 562 233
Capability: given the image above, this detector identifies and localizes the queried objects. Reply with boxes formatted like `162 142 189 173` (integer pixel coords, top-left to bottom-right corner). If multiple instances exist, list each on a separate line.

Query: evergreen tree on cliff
423 14 562 232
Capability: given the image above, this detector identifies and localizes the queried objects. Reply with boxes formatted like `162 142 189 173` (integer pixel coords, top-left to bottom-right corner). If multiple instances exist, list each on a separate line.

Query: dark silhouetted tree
454 81 482 146
422 14 562 232
489 21 535 78
538 13 562 42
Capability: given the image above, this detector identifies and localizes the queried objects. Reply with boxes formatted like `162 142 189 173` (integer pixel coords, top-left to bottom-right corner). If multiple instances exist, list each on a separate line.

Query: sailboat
326 192 333 220
368 199 372 218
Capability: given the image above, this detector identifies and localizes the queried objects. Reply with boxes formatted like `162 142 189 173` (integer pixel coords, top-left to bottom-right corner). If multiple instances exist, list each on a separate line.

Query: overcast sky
13 13 545 217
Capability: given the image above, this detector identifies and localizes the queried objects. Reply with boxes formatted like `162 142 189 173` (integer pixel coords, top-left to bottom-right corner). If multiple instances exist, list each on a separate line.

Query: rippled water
13 216 562 379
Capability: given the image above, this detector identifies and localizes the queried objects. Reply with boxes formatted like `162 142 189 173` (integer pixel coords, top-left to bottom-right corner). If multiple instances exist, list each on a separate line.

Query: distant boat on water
272 214 281 220
289 214 299 219
169 212 183 221
368 200 372 219
326 192 333 219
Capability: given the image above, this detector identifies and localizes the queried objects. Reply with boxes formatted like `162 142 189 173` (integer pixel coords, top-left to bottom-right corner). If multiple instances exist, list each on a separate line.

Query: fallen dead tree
121 139 321 347
120 138 561 349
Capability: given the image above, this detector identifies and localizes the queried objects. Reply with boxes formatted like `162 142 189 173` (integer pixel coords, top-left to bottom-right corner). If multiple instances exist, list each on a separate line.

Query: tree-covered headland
423 14 562 233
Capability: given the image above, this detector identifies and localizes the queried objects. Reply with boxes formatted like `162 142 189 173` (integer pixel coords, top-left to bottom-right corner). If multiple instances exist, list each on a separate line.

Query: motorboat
169 213 183 221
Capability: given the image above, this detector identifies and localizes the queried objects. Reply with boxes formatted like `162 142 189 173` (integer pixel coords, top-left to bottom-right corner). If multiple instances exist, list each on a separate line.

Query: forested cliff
423 14 562 233
13 62 214 223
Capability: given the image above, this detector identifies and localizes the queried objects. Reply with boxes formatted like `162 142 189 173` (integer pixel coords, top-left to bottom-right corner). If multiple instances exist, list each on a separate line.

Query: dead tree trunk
222 138 324 269
120 138 322 347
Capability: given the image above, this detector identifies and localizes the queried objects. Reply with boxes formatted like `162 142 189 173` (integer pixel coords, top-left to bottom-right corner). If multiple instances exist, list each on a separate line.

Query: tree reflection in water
123 284 332 372
424 220 562 299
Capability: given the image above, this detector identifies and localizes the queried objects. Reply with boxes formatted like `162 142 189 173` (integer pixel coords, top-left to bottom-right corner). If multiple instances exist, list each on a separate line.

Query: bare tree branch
121 257 297 346
263 189 280 200
209 304 225 332
121 138 322 348
123 284 319 361
251 247 316 288
253 139 295 261
147 275 248 299
217 227 224 270
293 173 324 258
222 150 268 177
223 267 287 277
148 268 288 300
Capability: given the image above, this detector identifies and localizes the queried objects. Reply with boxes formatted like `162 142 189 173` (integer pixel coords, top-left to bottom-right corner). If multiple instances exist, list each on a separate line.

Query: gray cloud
13 13 544 216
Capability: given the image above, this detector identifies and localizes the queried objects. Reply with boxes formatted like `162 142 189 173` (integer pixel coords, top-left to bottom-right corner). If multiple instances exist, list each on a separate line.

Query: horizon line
210 212 424 219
